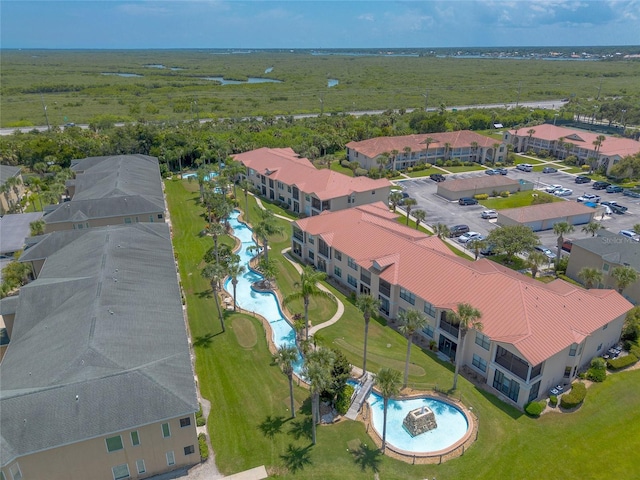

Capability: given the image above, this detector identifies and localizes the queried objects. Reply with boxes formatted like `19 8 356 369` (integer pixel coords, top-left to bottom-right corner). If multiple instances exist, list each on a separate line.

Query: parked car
623 189 640 198
458 197 479 205
458 232 483 244
601 201 628 214
545 184 563 193
449 224 470 237
592 181 611 190
554 188 573 197
534 245 557 260
496 168 508 175
430 173 446 182
619 230 639 241
480 243 497 256
575 176 591 184
542 167 557 173
481 209 498 219
516 163 533 172
485 169 500 175
606 185 623 193
577 193 601 203
561 239 573 252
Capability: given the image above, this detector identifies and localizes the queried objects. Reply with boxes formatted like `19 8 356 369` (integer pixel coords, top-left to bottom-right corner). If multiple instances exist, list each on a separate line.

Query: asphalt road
397 165 639 254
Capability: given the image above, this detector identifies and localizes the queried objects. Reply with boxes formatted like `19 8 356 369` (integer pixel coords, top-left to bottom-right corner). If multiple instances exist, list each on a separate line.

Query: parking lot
396 167 640 253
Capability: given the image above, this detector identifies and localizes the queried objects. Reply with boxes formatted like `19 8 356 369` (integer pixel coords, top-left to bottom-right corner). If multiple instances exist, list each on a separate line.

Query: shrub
335 384 355 415
406 166 413 173
549 395 558 407
435 159 444 167
586 367 606 382
591 357 606 370
451 159 462 167
500 191 510 198
354 168 368 177
340 160 351 168
560 382 587 409
491 190 499 197
196 416 206 427
198 433 209 461
474 193 489 200
607 354 638 370
629 344 640 359
581 165 591 171
525 400 545 417
196 403 203 419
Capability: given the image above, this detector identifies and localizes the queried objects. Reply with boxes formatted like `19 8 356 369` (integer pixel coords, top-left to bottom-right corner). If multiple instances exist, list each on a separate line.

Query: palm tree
578 267 603 289
273 345 299 418
239 179 252 222
633 224 640 236
388 191 403 211
207 221 226 263
403 146 412 169
29 219 45 237
390 149 399 172
582 221 603 237
527 251 548 279
376 152 390 173
254 209 284 263
444 142 452 160
356 294 381 375
434 223 450 239
552 222 574 269
612 266 638 294
226 258 246 311
492 143 500 165
397 309 428 388
201 262 226 333
470 141 479 162
283 266 332 340
196 166 209 202
413 209 426 230
591 135 606 173
527 129 536 150
468 238 487 260
422 137 435 164
447 303 483 390
304 348 335 445
403 198 417 226
375 367 401 455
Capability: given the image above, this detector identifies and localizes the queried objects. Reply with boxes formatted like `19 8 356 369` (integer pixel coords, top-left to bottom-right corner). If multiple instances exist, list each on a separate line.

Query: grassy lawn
166 179 640 479
512 154 545 165
481 191 564 210
404 167 440 178
440 165 486 173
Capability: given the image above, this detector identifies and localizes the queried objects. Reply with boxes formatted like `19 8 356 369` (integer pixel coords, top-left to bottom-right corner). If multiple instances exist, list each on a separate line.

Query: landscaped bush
581 165 591 171
335 383 355 415
560 382 587 409
354 168 368 177
525 400 545 417
586 367 607 382
607 354 638 370
474 193 489 200
435 159 444 167
491 190 499 197
629 344 640 359
549 395 558 407
197 416 206 427
340 160 351 168
198 433 209 461
500 191 510 198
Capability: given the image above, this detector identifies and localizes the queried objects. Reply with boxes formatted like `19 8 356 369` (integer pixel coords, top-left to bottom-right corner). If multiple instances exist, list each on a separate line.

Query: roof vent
76 395 79 401
108 309 114 315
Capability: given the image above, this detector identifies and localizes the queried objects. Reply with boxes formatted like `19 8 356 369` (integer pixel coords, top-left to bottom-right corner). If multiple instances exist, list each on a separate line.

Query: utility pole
515 82 522 109
596 78 603 101
40 94 51 131
423 89 429 112
319 95 324 116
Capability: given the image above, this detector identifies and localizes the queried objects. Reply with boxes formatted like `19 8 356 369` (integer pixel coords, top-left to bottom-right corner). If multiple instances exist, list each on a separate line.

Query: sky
2 0 639 49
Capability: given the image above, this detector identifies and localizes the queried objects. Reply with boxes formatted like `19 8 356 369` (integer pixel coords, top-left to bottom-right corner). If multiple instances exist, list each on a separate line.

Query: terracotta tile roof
234 147 391 200
509 124 640 157
442 175 520 192
346 131 499 158
499 201 594 223
294 203 632 365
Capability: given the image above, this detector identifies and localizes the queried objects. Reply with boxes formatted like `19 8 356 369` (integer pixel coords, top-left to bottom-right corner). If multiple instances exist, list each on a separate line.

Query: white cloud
358 13 375 22
116 3 171 16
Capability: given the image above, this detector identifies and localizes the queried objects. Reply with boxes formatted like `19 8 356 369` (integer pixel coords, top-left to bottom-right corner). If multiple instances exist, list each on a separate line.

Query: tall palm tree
447 303 483 390
376 152 390 173
304 348 335 445
434 223 450 239
356 294 381 375
527 129 536 151
492 143 500 165
468 238 487 260
633 224 640 236
403 146 412 170
413 209 426 230
207 221 226 263
273 345 299 418
390 149 399 172
612 266 638 294
283 266 332 340
552 221 574 268
591 135 606 173
397 309 428 388
201 262 226 333
254 209 284 263
582 221 603 237
226 258 246 311
375 367 401 454
444 142 452 160
388 191 403 212
422 137 435 164
403 198 417 226
239 179 252 222
578 267 603 289
527 251 548 279
470 141 479 162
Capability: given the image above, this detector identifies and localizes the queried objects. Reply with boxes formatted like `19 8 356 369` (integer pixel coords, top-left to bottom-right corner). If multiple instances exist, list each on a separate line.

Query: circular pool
367 392 470 454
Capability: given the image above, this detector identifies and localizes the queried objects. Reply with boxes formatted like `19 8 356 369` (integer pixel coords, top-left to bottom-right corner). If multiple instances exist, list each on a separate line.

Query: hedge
586 367 607 382
607 354 638 370
525 400 545 417
560 382 587 409
474 193 489 200
335 384 355 415
500 191 510 198
198 433 209 461
549 395 558 407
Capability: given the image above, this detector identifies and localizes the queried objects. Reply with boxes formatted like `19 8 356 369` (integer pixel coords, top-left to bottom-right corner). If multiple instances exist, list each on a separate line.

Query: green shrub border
525 400 545 417
198 433 209 461
607 354 638 370
560 382 587 409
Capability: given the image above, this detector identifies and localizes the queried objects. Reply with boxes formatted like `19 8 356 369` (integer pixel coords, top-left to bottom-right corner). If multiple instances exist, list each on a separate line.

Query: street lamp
621 109 627 130
553 113 559 126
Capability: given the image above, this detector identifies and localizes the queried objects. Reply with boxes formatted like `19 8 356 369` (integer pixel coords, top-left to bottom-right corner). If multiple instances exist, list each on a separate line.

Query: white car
458 232 483 244
545 184 563 193
554 188 573 197
619 230 640 242
577 193 601 203
481 209 498 219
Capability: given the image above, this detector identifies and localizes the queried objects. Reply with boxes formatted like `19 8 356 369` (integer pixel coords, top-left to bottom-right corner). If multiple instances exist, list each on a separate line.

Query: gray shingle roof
573 230 640 270
0 212 44 255
0 165 21 186
45 155 165 225
0 223 197 465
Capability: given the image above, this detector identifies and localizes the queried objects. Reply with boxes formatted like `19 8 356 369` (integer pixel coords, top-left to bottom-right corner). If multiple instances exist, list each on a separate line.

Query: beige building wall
1 416 198 480
45 212 165 233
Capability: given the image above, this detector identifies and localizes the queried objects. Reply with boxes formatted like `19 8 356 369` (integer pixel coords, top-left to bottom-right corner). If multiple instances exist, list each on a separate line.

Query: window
130 430 140 446
308 235 315 245
8 465 21 480
135 460 146 475
184 445 195 455
334 250 342 261
106 435 124 452
492 370 520 402
124 217 132 224
472 354 487 373
569 344 577 356
347 257 357 270
423 302 436 317
597 343 603 351
166 451 175 466
162 422 171 438
528 381 541 403
347 274 357 288
180 417 191 428
157 214 163 219
308 250 314 260
564 366 572 378
399 288 415 305
334 266 342 278
112 464 130 480
422 324 434 338
475 332 490 351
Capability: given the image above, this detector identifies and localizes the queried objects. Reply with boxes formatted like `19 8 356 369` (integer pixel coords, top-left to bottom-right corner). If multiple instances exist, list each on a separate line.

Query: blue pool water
183 172 218 181
367 392 469 453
